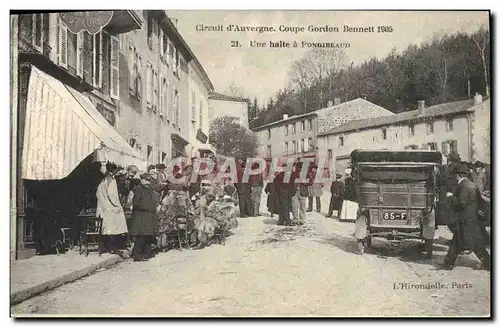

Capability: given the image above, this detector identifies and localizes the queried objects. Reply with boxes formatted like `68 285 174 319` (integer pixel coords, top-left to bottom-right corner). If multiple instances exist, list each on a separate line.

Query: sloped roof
251 111 317 131
316 98 394 134
209 92 249 103
319 99 477 136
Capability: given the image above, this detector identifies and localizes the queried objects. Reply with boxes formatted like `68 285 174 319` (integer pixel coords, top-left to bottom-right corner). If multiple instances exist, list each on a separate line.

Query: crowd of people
95 160 239 262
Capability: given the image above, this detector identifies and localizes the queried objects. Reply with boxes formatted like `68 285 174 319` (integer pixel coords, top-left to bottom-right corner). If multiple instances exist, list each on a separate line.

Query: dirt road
11 208 490 317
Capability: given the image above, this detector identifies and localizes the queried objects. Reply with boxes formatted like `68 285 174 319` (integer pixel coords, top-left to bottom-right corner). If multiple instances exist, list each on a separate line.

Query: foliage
209 116 259 158
252 27 490 127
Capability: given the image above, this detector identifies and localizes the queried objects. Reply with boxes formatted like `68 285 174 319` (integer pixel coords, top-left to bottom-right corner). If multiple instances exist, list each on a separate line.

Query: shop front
16 65 146 259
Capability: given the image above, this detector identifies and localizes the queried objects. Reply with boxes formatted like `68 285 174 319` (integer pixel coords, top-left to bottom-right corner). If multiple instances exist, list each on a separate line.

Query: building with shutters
13 11 146 260
317 96 490 177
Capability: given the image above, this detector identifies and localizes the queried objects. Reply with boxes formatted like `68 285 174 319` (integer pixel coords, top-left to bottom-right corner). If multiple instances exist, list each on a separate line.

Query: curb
10 250 130 305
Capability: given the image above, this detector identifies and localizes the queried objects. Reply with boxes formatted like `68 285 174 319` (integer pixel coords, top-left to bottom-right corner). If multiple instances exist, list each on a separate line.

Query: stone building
317 95 490 176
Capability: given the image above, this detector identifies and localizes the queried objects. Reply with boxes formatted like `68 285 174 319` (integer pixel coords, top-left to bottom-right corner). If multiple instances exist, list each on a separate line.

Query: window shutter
153 69 159 110
159 29 164 57
58 21 68 68
175 91 180 125
191 92 196 121
146 62 152 107
110 35 120 99
92 32 103 88
166 38 171 65
76 32 84 77
33 14 43 50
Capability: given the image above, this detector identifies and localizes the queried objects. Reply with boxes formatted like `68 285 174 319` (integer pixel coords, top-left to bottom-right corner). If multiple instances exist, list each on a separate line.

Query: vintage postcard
9 10 491 317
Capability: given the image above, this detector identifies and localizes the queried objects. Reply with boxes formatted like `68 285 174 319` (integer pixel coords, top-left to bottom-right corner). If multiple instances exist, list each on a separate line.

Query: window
267 145 272 158
304 138 309 152
288 142 293 155
109 35 120 99
291 123 296 134
428 142 437 150
129 137 137 148
308 138 313 151
172 46 178 74
191 92 196 121
339 136 344 147
308 119 312 131
267 128 271 140
161 152 167 163
174 90 180 125
382 128 387 140
328 149 333 159
284 142 289 155
75 32 84 77
169 40 175 68
301 139 305 153
284 125 288 136
159 76 167 117
147 14 154 50
146 62 153 108
92 31 103 88
152 69 159 111
301 121 305 131
441 140 457 155
199 101 203 130
409 124 415 136
292 141 297 154
446 119 454 132
427 121 434 134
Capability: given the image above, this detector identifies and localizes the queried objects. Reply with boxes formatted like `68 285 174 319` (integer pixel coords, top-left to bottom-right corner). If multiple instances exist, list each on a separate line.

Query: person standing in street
249 162 264 216
291 162 308 226
96 162 128 258
439 163 490 271
265 178 279 218
472 161 487 195
130 172 160 262
274 169 293 226
236 157 253 217
307 165 322 213
327 174 344 218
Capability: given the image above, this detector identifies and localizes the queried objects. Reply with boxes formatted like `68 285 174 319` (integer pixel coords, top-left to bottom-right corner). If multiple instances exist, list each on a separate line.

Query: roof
251 111 317 131
316 98 394 134
319 99 477 136
208 92 249 103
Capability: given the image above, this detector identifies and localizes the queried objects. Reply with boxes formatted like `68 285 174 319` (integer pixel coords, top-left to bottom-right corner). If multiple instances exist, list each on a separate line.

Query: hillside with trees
249 27 490 128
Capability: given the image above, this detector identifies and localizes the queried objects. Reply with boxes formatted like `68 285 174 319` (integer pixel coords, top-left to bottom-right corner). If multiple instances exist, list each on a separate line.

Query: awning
197 144 216 154
22 66 147 180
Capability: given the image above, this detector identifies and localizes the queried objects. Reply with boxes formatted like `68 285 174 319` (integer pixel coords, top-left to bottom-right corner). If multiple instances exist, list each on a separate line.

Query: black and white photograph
8 8 491 317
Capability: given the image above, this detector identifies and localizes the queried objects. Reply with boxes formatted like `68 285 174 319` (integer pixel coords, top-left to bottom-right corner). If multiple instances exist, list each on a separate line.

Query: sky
169 10 489 106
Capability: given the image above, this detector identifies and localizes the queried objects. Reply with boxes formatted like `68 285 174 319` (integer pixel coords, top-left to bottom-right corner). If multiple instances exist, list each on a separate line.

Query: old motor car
351 150 442 257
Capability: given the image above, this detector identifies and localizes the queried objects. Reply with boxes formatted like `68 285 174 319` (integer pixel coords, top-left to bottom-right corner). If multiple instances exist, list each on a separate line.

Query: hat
127 165 139 173
140 172 152 180
155 163 166 170
447 152 461 162
473 161 484 168
454 163 470 175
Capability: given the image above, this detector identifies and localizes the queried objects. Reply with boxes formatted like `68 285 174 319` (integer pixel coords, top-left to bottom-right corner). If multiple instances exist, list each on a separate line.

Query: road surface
11 209 490 317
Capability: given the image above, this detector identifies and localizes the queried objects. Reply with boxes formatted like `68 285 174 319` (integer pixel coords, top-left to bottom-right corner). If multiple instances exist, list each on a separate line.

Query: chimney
327 100 333 107
418 100 425 114
283 114 288 120
474 93 483 105
334 97 341 106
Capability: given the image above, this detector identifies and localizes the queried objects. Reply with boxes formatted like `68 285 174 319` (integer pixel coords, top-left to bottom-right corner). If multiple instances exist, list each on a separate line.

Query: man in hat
249 162 264 216
130 172 161 262
439 163 490 270
327 174 344 218
235 157 253 217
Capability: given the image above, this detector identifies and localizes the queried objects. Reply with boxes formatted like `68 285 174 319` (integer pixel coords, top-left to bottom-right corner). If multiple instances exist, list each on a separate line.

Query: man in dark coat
130 173 161 262
265 180 279 218
327 174 344 218
236 158 253 217
440 163 490 270
274 168 296 226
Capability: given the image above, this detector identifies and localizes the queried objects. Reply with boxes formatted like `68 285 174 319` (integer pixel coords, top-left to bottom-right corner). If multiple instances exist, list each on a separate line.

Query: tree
209 116 259 158
472 26 490 97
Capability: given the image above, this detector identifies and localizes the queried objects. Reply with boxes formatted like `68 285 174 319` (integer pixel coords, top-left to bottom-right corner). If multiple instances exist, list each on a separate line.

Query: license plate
383 211 407 220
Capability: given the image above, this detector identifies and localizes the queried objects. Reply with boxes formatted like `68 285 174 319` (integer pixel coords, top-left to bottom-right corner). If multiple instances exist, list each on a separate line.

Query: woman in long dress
157 163 196 249
96 162 128 257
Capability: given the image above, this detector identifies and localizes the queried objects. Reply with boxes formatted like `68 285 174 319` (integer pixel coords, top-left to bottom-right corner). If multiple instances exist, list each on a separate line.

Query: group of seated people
116 162 239 261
